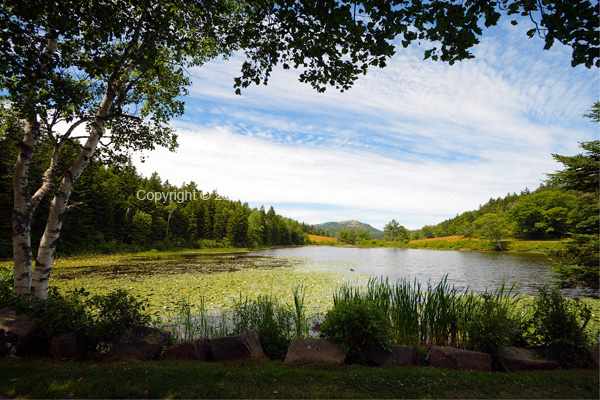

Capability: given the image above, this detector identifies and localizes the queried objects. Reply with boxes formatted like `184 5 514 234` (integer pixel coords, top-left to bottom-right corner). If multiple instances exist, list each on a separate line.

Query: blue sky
135 20 599 231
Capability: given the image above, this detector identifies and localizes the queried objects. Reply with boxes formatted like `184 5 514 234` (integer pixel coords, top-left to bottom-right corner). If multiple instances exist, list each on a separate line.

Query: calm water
249 246 582 296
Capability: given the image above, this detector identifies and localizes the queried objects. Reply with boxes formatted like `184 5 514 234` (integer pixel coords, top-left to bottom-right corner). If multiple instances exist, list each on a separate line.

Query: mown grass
403 237 564 253
0 358 597 399
308 234 337 244
342 237 564 252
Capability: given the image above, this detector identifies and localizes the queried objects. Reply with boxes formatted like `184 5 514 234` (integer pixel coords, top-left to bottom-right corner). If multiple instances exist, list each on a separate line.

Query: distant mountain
313 220 385 239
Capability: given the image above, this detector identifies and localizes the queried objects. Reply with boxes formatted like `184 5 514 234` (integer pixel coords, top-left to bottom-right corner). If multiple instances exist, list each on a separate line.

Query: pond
249 246 581 297
49 246 587 316
51 251 360 314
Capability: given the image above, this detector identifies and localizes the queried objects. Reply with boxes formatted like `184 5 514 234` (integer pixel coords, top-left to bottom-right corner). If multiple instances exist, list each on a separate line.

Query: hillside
313 220 385 239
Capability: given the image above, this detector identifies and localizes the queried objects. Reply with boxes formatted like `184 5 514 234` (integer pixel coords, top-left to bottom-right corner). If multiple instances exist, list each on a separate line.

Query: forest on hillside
0 129 310 258
412 184 598 241
411 140 599 243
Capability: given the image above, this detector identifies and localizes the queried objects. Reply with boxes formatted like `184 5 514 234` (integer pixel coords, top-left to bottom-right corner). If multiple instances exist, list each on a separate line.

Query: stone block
284 338 346 365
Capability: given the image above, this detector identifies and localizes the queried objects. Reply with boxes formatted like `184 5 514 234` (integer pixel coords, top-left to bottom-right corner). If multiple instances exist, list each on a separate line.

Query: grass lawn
308 234 337 243
0 358 597 399
403 236 563 252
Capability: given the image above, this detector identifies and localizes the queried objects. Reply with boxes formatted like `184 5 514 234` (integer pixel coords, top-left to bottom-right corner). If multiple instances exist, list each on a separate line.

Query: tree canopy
547 141 600 194
384 220 409 243
1 0 598 298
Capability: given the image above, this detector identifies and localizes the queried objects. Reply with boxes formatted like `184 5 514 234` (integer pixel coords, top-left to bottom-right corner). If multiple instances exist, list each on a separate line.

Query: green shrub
197 239 225 249
320 297 392 364
26 287 150 353
96 239 128 254
90 289 151 348
233 294 295 360
526 286 592 366
0 282 151 356
466 291 519 355
37 288 94 338
0 266 13 307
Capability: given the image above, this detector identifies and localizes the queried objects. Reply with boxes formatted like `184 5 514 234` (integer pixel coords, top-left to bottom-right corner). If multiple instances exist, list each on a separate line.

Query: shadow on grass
0 357 598 399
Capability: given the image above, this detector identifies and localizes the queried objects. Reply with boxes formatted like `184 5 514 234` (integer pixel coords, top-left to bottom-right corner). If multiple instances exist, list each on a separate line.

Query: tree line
409 139 598 244
382 110 599 292
1 0 596 300
0 130 309 257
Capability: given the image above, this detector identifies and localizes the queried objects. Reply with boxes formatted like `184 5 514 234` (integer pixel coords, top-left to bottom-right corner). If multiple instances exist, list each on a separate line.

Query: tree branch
67 201 85 211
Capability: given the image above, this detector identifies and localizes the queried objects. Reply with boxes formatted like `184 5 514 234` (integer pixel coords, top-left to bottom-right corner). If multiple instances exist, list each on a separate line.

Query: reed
329 275 522 350
159 296 230 340
421 276 460 346
389 277 424 348
292 285 310 338
233 294 295 360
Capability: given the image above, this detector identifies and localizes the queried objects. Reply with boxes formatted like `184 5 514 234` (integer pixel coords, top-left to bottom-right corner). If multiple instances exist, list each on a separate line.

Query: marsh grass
160 287 313 348
233 294 296 360
329 275 525 351
158 274 597 364
158 296 232 340
292 285 310 338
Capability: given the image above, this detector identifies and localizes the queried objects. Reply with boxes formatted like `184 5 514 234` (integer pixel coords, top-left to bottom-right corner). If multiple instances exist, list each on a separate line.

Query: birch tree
1 0 597 299
2 0 235 298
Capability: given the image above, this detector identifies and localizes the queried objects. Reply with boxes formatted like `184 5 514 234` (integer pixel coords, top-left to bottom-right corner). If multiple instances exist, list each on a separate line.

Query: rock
497 347 560 372
211 330 266 362
426 346 492 371
284 338 346 365
107 324 170 360
49 332 89 360
161 338 212 361
0 308 40 356
364 344 421 366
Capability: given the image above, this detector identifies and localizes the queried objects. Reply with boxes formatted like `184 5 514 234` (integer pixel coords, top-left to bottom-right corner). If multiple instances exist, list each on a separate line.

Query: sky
134 20 599 231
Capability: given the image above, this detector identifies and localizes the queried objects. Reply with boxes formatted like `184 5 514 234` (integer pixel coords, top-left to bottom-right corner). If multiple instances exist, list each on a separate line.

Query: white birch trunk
30 62 136 299
30 134 101 298
11 119 38 295
11 38 59 294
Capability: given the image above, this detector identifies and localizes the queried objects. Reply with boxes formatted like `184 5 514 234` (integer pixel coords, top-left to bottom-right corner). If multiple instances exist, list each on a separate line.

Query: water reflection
249 246 587 297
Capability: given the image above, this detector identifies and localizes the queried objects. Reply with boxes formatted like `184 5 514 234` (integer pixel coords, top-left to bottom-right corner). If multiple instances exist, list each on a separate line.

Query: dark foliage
525 286 593 367
320 297 392 364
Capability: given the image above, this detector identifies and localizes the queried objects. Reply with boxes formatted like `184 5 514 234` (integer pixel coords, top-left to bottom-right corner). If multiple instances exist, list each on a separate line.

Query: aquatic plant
292 285 310 338
233 294 295 360
158 296 232 340
324 276 525 351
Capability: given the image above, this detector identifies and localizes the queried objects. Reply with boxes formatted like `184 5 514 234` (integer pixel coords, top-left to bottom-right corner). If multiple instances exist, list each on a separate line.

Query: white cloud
136 124 557 230
135 22 598 230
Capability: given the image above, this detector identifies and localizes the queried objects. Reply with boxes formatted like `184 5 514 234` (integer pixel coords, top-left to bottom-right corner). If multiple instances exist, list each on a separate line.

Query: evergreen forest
0 128 311 258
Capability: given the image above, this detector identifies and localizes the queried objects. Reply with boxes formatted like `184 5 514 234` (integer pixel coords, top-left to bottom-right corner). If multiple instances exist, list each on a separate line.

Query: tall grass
292 285 310 338
422 277 461 346
233 294 295 360
161 276 595 365
160 289 312 349
159 296 231 340
388 278 423 348
330 275 523 350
